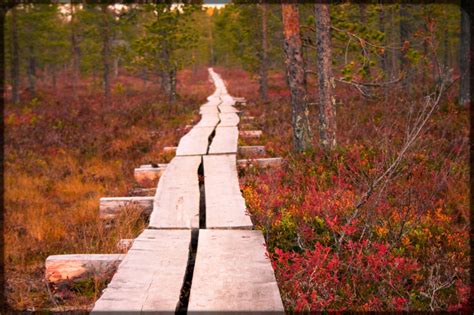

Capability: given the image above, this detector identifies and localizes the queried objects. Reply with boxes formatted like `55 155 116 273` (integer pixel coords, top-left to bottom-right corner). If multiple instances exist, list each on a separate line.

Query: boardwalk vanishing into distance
46 68 284 313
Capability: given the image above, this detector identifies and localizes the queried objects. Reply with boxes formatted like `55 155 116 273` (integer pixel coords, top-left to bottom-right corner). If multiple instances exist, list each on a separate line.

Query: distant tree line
2 2 470 153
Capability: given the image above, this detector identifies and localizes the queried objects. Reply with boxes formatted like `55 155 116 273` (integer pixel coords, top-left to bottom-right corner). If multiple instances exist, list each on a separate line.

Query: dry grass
4 67 213 311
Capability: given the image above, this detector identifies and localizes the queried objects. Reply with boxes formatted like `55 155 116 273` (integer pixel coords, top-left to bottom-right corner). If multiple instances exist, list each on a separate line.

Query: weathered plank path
89 68 283 312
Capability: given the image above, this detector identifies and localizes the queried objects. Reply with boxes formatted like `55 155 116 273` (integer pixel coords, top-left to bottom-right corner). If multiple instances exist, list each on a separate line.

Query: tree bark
281 2 312 152
315 3 337 151
10 6 20 104
399 3 410 89
359 3 371 80
141 69 148 88
169 66 177 104
160 70 171 95
459 1 470 107
27 44 36 97
259 1 269 102
389 5 399 80
113 56 119 79
51 64 57 93
70 4 80 98
101 4 111 102
378 2 389 98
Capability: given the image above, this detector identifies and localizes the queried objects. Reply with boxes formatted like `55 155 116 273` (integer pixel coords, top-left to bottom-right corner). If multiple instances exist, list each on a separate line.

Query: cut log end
237 157 283 169
99 197 154 220
163 146 177 154
45 254 124 284
239 130 262 138
238 146 266 155
134 167 166 188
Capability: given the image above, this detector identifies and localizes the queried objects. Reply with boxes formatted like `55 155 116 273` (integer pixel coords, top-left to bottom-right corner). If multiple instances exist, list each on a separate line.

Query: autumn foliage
219 67 470 312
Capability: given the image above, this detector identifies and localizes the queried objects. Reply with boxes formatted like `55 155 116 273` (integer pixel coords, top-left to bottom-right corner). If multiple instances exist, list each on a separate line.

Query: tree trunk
101 4 111 102
315 3 337 151
169 66 177 104
399 3 410 89
10 6 20 104
359 3 371 80
259 1 269 102
160 70 170 95
51 64 57 93
378 2 389 98
113 56 119 79
27 44 36 97
141 69 148 88
459 0 470 107
389 5 399 80
281 2 312 152
71 4 80 98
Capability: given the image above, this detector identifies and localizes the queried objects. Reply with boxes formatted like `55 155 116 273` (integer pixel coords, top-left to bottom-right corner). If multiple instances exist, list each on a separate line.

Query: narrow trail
89 68 284 312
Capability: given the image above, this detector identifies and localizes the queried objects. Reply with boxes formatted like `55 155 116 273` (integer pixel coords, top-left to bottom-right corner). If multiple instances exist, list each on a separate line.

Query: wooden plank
188 230 284 312
203 155 252 229
218 105 239 113
100 197 154 220
195 113 220 128
240 130 262 138
208 127 238 155
199 106 219 115
45 254 124 283
149 156 201 229
134 167 166 188
218 112 239 127
220 94 236 106
176 126 214 156
237 157 283 169
129 187 156 197
92 229 191 313
238 145 266 155
241 116 255 121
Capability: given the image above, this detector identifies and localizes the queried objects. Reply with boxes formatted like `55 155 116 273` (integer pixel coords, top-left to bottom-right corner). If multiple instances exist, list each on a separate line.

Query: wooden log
163 146 177 154
45 254 124 283
241 116 255 121
134 167 166 188
92 229 191 312
129 187 156 196
238 145 266 155
188 230 284 312
240 123 254 130
237 157 283 169
233 97 246 102
239 130 262 138
204 155 252 229
139 163 167 169
116 239 134 252
99 197 154 220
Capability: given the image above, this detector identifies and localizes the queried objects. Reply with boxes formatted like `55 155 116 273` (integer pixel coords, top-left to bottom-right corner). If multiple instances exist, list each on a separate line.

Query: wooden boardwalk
88 68 283 312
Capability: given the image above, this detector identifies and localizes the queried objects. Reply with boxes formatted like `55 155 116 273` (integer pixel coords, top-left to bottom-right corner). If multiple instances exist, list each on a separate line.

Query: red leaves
272 241 423 311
